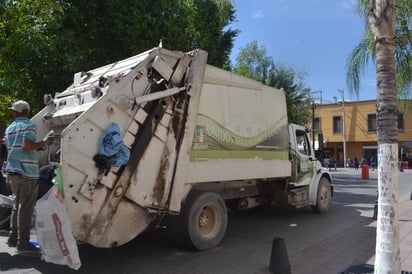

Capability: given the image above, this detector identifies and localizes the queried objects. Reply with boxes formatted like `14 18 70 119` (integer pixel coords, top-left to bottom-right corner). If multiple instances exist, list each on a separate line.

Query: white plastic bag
35 185 81 270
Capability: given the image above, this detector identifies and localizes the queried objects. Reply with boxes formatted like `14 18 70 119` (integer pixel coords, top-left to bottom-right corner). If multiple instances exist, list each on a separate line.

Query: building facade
311 100 412 168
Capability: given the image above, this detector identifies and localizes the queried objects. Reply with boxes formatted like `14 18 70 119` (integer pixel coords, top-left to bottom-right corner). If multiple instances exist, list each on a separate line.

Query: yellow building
311 100 412 168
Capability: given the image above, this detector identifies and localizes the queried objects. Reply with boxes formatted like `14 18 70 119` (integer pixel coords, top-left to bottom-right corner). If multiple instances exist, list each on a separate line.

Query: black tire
180 191 227 250
311 177 331 214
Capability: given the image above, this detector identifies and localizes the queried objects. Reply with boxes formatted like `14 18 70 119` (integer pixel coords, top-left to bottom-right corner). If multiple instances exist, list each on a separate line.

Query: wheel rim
319 184 331 208
198 204 220 239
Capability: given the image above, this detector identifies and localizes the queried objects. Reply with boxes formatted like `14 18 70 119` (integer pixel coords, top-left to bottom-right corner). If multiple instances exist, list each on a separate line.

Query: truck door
290 127 314 184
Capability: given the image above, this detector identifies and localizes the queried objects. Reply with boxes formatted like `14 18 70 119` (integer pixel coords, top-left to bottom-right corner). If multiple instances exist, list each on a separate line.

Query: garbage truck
32 47 333 250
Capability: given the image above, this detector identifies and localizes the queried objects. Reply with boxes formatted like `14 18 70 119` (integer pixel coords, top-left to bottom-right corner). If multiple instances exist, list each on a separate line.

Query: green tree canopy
233 41 274 84
346 0 411 98
233 41 312 125
0 0 238 127
0 0 62 114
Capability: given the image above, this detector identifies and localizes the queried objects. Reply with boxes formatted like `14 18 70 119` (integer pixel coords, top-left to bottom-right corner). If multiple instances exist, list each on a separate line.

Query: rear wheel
311 177 331 214
180 191 227 250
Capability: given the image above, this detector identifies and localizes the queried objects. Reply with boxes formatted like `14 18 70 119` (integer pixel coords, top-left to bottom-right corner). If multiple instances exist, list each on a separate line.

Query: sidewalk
331 167 412 273
387 198 412 270
366 189 412 271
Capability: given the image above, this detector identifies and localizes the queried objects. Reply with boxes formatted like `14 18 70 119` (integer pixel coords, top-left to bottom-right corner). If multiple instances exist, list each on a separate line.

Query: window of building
368 113 404 132
314 117 320 131
368 114 377 133
333 116 342 134
398 113 404 131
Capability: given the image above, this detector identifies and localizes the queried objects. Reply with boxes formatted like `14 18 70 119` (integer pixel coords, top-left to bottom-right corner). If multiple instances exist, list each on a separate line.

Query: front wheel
180 191 227 250
311 177 332 214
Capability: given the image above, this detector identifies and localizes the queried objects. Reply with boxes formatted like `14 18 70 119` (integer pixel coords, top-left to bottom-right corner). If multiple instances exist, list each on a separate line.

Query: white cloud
340 0 357 10
252 10 264 19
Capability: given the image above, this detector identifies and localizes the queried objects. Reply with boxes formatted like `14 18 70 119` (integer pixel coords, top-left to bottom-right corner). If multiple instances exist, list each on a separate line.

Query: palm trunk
375 144 400 273
369 0 401 273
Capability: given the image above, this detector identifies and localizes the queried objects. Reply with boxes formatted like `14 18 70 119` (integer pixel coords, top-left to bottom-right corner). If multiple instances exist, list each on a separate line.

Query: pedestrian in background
323 157 330 170
370 155 376 171
4 100 53 255
354 156 359 170
331 155 337 170
346 157 352 168
361 156 368 166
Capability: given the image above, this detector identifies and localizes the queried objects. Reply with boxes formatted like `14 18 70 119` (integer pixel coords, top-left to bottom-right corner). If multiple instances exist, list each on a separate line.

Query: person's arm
22 138 52 152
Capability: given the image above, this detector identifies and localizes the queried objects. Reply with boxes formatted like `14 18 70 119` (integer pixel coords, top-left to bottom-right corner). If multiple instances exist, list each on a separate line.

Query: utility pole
338 89 347 168
311 100 316 150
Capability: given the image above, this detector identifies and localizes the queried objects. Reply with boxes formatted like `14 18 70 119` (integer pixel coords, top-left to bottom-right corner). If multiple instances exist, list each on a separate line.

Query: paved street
0 168 411 274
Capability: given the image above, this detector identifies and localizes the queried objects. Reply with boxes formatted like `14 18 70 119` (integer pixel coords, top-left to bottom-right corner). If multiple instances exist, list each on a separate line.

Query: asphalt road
1 168 411 274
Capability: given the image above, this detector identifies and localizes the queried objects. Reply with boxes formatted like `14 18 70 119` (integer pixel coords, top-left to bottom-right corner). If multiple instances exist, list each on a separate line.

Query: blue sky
229 0 377 103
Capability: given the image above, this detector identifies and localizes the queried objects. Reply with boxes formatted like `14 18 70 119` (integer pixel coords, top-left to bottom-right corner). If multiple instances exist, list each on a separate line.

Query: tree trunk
369 0 401 273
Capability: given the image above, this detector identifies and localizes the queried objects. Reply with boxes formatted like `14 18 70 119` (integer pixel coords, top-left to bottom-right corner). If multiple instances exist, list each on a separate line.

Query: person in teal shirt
5 100 53 255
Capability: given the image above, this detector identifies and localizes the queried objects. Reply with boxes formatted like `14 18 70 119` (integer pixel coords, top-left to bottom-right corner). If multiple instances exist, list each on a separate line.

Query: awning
363 145 377 150
401 142 412 147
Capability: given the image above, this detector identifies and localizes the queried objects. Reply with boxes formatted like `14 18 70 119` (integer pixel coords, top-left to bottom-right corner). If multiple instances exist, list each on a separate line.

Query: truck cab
288 124 332 213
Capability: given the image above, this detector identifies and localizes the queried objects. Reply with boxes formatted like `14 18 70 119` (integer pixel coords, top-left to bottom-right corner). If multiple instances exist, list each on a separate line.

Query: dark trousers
8 174 38 245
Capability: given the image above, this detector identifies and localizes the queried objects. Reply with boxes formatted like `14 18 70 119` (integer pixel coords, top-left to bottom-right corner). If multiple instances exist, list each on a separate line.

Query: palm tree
347 1 412 272
348 0 402 272
371 0 401 272
346 0 412 98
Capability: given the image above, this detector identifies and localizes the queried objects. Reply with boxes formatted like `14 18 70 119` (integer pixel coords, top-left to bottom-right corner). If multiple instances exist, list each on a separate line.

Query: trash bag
112 144 130 167
94 122 130 175
99 122 123 157
35 186 81 270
